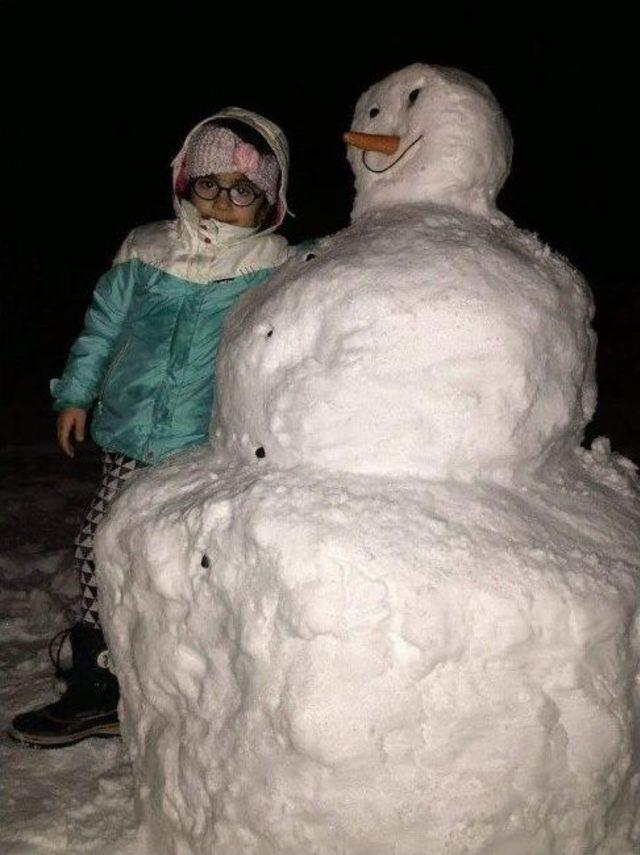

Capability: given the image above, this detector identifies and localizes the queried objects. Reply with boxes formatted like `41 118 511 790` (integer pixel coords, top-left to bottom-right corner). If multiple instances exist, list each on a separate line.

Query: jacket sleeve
50 233 138 411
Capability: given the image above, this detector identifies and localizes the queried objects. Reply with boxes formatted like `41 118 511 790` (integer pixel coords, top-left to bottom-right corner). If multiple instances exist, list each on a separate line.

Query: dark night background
2 1 638 461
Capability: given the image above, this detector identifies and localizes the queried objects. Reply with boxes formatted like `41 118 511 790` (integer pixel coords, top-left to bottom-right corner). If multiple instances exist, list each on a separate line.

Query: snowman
95 64 640 855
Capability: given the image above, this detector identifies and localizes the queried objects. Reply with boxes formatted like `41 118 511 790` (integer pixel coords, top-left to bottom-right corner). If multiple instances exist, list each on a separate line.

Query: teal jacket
52 108 293 464
52 257 279 464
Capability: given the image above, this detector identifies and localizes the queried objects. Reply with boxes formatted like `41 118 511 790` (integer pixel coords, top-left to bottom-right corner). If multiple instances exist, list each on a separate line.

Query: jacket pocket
97 339 130 409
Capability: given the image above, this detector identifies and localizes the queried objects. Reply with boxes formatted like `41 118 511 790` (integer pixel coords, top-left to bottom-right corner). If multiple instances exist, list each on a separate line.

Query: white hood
171 107 291 233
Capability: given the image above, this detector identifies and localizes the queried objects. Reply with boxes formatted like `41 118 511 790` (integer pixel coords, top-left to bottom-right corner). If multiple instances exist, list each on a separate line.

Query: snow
91 65 640 853
96 440 640 854
210 205 596 481
3 63 638 855
210 64 593 482
347 64 513 220
2 442 638 854
0 445 139 854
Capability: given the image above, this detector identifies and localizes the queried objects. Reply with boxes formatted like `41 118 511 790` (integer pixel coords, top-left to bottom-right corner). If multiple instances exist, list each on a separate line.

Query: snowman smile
362 135 423 174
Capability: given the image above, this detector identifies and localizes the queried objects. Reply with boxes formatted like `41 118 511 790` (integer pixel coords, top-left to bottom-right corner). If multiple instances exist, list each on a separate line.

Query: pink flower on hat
233 143 261 173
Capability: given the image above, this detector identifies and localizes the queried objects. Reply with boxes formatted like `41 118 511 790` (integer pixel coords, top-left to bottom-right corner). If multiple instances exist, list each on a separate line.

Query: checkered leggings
74 451 145 627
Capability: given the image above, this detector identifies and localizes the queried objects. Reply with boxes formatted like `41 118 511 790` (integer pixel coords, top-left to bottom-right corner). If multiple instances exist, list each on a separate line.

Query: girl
9 108 292 748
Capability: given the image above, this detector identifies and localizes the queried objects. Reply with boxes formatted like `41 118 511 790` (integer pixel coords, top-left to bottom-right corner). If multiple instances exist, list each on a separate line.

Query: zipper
97 340 130 411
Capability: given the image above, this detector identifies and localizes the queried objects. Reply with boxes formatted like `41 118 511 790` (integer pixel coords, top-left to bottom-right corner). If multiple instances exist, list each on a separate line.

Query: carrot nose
344 131 400 155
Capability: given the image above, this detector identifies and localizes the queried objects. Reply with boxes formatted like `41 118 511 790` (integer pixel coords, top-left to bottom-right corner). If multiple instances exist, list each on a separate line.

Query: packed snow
347 64 513 220
95 439 639 855
210 206 596 481
92 64 640 854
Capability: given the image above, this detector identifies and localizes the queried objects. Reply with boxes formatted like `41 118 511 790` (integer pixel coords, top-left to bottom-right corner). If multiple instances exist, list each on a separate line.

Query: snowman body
95 65 640 854
210 204 596 482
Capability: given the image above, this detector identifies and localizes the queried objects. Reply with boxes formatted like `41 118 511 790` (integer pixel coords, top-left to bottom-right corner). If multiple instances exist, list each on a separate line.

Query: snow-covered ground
0 443 139 854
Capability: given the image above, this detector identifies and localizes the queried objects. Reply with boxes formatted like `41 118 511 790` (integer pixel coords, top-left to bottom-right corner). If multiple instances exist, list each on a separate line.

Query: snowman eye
369 107 380 119
408 88 422 106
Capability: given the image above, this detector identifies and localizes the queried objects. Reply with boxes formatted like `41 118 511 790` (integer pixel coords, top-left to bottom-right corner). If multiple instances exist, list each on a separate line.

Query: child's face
190 171 267 228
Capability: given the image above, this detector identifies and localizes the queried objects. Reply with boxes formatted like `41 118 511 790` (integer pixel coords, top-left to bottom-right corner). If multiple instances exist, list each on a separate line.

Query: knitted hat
185 123 280 205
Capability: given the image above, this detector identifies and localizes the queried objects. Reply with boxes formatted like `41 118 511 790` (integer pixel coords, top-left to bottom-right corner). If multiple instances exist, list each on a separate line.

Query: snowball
211 207 596 481
346 64 513 220
96 448 640 854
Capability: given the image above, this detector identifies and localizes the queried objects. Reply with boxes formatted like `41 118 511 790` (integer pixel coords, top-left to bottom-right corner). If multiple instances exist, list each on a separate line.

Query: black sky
2 1 638 455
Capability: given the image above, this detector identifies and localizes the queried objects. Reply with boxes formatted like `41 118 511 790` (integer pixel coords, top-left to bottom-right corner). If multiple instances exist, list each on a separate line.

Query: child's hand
57 408 87 458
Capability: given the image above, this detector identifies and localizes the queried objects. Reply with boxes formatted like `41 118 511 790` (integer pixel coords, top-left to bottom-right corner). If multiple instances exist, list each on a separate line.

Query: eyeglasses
191 176 263 207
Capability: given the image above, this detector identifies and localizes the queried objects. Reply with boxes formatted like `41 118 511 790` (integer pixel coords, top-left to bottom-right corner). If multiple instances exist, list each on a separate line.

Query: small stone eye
201 554 210 568
266 329 273 338
305 252 316 261
255 446 266 459
408 88 422 106
369 107 380 119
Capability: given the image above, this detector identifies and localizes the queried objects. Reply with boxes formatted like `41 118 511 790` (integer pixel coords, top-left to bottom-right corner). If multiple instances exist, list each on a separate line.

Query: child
9 108 292 748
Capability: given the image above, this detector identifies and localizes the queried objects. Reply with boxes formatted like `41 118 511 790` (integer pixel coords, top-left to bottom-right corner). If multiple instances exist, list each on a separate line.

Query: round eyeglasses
191 176 263 207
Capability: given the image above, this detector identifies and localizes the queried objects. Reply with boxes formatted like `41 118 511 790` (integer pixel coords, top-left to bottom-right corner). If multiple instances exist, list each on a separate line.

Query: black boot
7 623 120 748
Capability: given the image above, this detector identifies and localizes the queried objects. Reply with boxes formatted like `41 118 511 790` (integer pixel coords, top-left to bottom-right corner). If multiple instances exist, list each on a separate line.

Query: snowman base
95 443 640 855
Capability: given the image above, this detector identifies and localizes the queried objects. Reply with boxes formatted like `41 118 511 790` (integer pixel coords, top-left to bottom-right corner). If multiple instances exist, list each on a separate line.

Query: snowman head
346 64 513 219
